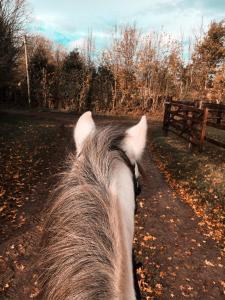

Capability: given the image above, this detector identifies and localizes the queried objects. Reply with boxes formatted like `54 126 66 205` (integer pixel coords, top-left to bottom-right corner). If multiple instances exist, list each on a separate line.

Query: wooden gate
163 100 225 151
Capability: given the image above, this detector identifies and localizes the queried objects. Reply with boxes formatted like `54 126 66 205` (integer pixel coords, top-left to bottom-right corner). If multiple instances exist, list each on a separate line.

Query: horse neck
110 162 136 300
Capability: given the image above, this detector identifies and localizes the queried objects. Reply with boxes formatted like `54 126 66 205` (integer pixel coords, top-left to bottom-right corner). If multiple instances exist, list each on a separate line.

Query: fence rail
163 100 225 151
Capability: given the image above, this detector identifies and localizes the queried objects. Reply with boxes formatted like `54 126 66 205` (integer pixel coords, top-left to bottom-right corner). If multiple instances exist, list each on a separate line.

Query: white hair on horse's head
74 111 147 162
39 112 147 300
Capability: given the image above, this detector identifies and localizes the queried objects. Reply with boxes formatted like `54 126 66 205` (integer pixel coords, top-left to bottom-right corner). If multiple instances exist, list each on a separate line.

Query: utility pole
24 35 31 106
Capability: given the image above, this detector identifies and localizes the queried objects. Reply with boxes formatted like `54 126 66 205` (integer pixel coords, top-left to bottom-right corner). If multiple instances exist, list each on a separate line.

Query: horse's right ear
74 111 95 155
122 116 147 162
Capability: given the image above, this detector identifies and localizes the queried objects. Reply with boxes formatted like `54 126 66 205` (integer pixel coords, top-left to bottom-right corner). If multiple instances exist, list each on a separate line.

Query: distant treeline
0 0 224 113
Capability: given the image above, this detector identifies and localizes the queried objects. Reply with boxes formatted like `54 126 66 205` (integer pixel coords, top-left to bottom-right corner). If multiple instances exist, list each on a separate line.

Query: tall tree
29 36 56 107
61 50 87 110
0 0 27 101
91 64 114 111
191 20 225 98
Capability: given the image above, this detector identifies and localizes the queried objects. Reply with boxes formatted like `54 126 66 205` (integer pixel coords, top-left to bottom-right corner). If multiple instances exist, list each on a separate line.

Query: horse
39 112 147 300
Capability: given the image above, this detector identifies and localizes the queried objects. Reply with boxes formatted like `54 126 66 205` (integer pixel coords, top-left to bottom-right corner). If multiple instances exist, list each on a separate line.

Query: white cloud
28 0 224 54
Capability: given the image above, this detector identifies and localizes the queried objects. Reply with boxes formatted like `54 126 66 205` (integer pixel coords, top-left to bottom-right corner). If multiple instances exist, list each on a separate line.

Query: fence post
217 109 222 125
163 102 171 136
199 107 208 152
188 112 194 151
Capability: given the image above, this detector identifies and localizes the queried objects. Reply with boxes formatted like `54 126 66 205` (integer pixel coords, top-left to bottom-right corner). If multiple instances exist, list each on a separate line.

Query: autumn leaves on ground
0 111 224 300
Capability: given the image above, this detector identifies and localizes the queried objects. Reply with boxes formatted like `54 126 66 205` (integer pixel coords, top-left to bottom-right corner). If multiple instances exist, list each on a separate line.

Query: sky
28 0 225 56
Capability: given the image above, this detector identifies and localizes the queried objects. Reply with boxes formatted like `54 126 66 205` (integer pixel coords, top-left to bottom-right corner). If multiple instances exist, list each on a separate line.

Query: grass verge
148 116 225 250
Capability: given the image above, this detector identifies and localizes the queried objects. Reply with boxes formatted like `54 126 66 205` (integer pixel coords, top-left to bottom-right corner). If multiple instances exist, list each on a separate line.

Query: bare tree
0 0 28 102
102 25 140 110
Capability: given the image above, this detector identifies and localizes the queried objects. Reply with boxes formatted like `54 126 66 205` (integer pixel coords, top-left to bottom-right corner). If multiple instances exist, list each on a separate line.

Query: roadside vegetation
148 116 225 248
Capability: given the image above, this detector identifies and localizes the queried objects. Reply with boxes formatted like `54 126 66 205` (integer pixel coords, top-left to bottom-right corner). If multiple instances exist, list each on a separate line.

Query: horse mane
39 125 132 300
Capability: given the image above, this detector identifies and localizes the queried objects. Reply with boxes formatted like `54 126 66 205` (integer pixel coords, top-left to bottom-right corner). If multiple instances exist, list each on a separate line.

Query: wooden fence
163 100 225 151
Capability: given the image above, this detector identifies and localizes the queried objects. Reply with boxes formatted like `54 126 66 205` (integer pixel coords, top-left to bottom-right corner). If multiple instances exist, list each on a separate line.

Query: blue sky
28 0 224 56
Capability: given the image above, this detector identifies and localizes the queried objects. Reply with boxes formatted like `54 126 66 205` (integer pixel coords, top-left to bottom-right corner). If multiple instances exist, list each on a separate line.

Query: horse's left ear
122 116 147 162
74 111 96 155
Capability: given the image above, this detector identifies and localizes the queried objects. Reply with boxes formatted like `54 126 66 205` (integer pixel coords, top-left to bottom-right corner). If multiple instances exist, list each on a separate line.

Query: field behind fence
163 100 225 151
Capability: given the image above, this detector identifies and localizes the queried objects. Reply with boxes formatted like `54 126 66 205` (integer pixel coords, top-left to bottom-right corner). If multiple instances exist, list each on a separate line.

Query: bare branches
0 0 28 95
0 0 28 42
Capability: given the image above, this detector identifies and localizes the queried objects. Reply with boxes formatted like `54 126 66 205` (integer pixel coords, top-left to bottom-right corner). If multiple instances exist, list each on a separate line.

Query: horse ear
74 111 95 154
122 116 147 162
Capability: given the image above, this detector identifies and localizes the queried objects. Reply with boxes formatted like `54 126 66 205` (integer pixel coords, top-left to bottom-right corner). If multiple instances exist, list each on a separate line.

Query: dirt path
0 111 224 299
134 150 224 299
